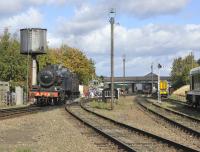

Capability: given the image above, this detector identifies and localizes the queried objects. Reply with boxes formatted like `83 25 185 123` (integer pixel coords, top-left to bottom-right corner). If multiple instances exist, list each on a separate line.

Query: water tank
20 28 47 54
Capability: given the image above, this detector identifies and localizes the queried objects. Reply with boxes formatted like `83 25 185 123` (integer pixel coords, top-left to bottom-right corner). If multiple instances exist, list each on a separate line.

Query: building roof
144 72 158 78
103 72 170 83
190 66 200 75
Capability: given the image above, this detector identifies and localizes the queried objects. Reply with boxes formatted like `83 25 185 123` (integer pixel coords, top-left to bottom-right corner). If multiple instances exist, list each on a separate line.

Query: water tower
20 28 47 86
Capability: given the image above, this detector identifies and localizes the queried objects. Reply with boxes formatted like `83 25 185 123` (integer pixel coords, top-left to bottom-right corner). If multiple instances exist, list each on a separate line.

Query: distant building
103 72 171 94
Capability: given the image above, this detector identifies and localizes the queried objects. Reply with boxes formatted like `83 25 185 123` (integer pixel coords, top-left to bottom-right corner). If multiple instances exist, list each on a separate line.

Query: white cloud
0 0 82 15
57 0 190 37
47 32 62 48
6 0 188 19
109 0 190 18
57 16 104 36
0 8 43 31
51 23 200 76
71 0 190 21
0 0 194 76
55 23 200 56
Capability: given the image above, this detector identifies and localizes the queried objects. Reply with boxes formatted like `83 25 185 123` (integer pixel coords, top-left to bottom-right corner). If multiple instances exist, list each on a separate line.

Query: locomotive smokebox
20 28 47 55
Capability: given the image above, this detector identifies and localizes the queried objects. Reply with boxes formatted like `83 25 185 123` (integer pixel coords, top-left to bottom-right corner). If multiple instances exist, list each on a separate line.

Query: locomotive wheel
37 98 44 106
53 98 59 105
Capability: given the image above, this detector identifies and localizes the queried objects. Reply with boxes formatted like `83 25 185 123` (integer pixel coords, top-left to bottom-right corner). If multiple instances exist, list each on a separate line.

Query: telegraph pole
151 63 153 93
157 63 162 103
191 51 194 68
109 9 115 110
123 54 126 97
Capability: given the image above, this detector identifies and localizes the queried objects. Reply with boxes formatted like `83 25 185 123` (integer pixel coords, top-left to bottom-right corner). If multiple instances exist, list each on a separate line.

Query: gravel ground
70 105 179 152
0 106 103 152
87 96 200 151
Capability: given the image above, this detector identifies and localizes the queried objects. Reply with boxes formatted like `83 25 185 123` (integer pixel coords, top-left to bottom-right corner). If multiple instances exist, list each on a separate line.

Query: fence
0 91 16 105
0 91 7 103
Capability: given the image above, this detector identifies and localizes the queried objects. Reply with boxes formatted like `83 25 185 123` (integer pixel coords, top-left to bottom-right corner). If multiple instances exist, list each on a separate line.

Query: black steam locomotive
30 64 80 105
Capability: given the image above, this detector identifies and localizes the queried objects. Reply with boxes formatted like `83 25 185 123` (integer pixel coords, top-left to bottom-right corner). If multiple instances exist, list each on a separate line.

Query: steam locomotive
30 64 80 105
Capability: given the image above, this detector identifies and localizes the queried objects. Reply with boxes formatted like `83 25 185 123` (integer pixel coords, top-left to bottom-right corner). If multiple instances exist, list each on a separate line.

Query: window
192 73 200 90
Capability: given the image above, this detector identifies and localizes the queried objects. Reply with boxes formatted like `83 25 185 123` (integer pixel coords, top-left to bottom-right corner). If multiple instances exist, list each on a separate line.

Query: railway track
147 98 200 122
0 105 46 120
151 96 198 110
66 102 198 152
146 96 200 117
167 98 187 106
167 98 200 111
137 98 200 138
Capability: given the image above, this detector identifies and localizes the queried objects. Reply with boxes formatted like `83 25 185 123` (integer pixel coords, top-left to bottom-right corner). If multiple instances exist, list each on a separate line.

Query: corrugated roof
103 72 170 82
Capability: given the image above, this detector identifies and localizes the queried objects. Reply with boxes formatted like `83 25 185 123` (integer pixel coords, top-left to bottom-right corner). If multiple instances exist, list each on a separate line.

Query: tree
0 29 96 89
170 53 198 89
0 29 27 90
38 45 96 85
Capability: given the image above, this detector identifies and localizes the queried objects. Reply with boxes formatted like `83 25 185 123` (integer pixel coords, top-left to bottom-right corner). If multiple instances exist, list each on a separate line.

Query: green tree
170 53 198 89
0 29 96 89
0 29 27 90
38 45 96 85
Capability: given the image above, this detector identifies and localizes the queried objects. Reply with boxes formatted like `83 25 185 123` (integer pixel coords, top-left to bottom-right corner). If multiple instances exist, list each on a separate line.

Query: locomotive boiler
30 64 80 105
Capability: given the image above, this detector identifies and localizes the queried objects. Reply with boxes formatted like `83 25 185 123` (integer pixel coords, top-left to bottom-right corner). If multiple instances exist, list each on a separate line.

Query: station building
103 72 171 94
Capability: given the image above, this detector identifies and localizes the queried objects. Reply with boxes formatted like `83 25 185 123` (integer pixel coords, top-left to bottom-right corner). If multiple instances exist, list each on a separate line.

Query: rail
66 98 198 152
0 105 50 120
137 98 200 138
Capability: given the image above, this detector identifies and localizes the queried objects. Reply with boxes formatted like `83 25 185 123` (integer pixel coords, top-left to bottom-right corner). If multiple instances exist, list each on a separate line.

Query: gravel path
88 96 200 151
0 106 103 152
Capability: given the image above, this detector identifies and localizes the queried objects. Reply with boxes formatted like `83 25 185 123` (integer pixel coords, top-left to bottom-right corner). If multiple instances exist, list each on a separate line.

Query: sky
0 0 200 77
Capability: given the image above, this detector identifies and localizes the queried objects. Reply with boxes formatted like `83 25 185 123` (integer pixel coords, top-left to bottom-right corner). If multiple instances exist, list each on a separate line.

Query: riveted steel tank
20 28 47 55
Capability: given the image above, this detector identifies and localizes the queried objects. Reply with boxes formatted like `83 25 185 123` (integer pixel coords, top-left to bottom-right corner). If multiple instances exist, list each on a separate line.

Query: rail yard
1 1 200 152
0 96 199 152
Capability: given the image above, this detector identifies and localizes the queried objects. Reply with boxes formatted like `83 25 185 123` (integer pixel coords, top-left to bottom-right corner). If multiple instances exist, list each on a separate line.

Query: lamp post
157 63 162 103
109 8 115 110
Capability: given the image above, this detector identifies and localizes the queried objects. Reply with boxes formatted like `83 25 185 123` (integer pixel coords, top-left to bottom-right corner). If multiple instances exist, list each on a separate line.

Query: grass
89 96 131 110
169 94 186 102
16 148 32 152
89 100 111 110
